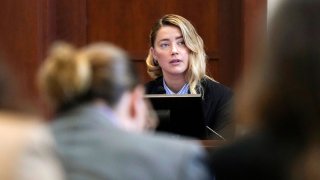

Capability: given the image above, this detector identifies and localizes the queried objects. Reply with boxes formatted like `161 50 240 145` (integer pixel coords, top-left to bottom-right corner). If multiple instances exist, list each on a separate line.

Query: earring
153 59 159 65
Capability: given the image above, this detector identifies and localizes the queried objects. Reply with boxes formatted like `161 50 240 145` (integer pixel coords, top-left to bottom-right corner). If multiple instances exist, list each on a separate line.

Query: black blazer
145 76 234 139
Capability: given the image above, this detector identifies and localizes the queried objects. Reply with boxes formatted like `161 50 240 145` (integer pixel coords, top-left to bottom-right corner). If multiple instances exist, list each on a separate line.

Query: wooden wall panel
217 1 242 86
53 0 87 46
0 0 50 105
0 0 88 110
242 0 267 74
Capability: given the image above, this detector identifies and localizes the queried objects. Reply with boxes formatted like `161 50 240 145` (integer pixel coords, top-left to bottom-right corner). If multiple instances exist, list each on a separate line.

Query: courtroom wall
0 0 267 110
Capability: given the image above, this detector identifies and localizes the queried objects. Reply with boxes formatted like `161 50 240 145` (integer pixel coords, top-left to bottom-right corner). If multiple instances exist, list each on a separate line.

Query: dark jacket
145 76 234 139
209 131 303 180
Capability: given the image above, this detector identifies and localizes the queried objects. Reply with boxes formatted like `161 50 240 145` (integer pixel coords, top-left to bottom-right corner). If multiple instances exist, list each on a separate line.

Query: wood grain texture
0 0 49 104
87 0 221 83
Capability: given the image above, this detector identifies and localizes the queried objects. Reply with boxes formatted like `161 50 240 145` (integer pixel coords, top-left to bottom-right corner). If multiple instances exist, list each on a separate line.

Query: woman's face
151 25 190 78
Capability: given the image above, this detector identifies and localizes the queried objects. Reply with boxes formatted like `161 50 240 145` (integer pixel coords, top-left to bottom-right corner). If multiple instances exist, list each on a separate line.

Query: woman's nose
171 44 179 55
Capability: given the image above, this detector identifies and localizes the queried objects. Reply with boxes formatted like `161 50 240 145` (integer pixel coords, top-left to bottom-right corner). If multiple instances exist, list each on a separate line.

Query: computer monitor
144 94 206 139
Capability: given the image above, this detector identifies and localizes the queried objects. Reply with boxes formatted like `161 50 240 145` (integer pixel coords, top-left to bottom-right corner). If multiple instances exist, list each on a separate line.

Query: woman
145 14 233 139
209 0 320 179
38 42 211 180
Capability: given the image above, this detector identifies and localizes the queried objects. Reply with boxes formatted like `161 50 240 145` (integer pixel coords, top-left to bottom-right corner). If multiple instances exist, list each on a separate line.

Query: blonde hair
38 42 139 110
146 14 207 94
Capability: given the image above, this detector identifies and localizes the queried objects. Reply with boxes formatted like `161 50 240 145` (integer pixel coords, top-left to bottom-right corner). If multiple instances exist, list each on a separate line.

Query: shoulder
131 133 207 167
209 133 282 179
125 132 211 179
141 132 203 152
209 138 255 179
200 77 233 100
201 77 232 94
50 104 118 144
18 124 65 180
145 76 165 94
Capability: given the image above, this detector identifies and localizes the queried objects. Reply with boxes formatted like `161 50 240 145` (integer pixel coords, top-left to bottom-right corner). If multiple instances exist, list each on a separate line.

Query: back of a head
235 0 320 138
232 1 320 178
267 0 320 133
38 42 140 112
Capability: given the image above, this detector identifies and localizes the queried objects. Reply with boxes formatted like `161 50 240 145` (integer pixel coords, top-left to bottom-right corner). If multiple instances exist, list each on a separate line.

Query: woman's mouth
169 59 182 65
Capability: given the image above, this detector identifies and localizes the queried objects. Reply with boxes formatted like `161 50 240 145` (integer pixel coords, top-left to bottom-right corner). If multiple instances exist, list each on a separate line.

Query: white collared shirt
163 79 189 95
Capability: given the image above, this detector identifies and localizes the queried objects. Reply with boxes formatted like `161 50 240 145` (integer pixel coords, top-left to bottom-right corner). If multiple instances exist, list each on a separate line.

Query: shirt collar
163 79 189 95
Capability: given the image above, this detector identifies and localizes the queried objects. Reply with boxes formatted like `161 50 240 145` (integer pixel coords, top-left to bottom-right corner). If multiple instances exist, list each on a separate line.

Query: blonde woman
146 14 233 139
38 42 211 180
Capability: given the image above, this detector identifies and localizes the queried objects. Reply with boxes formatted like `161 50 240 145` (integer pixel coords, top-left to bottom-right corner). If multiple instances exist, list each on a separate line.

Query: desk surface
200 140 225 150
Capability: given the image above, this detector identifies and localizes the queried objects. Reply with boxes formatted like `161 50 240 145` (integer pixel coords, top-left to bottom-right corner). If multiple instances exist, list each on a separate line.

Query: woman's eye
160 44 169 48
178 41 185 46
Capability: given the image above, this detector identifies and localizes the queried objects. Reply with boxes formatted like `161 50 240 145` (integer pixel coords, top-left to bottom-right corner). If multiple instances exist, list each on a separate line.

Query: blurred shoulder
136 132 210 180
0 111 65 180
17 123 65 180
134 131 205 155
0 111 44 141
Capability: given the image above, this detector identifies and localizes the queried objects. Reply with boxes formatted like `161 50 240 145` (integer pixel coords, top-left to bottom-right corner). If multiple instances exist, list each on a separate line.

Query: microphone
206 126 226 141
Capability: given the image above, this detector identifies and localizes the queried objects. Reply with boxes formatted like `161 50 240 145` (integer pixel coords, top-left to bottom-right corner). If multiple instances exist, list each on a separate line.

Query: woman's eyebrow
158 36 183 42
158 38 170 42
176 36 183 40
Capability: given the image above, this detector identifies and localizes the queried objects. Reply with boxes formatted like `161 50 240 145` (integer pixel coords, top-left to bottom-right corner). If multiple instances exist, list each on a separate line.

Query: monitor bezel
144 94 206 139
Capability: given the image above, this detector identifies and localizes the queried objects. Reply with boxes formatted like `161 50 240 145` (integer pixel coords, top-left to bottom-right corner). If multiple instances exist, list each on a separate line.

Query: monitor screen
145 94 206 139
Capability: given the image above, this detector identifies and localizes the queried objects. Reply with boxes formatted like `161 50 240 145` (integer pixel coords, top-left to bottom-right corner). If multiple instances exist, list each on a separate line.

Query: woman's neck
163 74 186 93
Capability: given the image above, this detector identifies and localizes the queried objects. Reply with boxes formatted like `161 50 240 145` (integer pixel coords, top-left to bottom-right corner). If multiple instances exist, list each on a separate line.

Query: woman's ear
150 47 157 60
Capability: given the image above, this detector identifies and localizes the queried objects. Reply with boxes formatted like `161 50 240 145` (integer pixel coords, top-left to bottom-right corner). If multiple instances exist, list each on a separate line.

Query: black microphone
206 126 226 141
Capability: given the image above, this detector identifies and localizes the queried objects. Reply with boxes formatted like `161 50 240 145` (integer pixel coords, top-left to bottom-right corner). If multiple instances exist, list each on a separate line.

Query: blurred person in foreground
209 0 320 179
37 42 211 180
0 56 64 180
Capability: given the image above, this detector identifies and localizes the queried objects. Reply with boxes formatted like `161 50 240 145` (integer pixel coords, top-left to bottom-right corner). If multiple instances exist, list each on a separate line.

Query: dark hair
230 1 320 178
236 0 320 139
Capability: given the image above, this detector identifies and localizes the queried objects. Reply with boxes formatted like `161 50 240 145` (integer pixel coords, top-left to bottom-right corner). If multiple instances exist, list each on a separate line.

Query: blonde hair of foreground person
38 42 157 131
146 14 208 94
